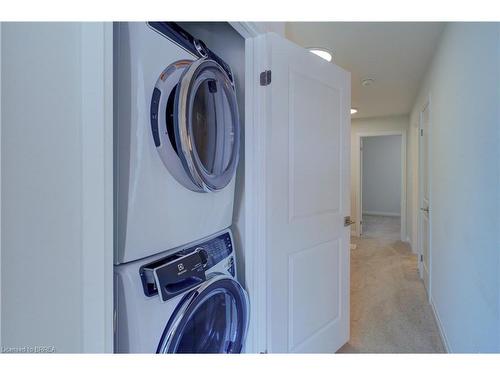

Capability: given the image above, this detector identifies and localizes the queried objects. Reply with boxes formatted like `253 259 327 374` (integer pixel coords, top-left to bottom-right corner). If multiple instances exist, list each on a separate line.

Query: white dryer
114 22 240 264
114 229 249 353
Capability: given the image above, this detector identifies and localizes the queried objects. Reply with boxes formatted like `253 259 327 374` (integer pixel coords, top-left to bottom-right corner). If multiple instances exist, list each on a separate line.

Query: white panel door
262 33 350 353
419 102 431 294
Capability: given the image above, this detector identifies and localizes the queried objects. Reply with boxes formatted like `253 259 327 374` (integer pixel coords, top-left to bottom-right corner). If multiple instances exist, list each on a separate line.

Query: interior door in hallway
419 101 431 294
260 33 351 353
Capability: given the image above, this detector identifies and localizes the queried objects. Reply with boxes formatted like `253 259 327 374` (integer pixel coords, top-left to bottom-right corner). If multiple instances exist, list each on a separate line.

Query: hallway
339 215 444 353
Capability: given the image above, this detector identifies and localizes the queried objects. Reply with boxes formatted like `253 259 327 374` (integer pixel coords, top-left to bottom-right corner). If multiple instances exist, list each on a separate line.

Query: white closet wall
0 22 113 353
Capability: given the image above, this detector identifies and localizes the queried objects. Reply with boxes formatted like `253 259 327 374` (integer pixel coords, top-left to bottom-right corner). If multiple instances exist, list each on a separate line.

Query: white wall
351 115 408 235
1 23 113 353
408 23 500 352
362 135 401 216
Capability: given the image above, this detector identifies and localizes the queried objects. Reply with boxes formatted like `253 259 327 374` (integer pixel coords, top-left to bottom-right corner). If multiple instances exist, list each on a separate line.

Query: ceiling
285 22 444 119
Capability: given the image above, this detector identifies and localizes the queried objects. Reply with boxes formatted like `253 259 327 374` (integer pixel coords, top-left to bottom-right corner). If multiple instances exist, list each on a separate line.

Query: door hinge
260 70 271 86
420 129 424 136
420 254 423 262
344 216 355 227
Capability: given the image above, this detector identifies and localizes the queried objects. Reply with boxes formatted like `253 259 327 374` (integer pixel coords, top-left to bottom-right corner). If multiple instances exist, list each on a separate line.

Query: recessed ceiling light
351 108 358 115
308 48 333 62
361 78 375 87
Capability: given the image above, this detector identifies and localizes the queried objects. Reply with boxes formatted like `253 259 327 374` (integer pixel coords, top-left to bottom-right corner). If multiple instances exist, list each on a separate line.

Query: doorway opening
354 131 407 241
360 134 403 239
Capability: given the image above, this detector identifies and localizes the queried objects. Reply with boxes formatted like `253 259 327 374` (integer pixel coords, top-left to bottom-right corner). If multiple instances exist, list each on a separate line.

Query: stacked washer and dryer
114 22 249 353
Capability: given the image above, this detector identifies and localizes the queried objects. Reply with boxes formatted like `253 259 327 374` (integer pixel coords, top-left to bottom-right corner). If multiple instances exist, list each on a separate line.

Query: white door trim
410 123 420 250
228 22 267 354
243 34 268 354
80 22 114 353
417 95 432 299
354 130 407 241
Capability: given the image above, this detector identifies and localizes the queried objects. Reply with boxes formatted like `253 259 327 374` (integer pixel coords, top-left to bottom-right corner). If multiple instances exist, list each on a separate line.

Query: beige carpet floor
338 215 444 353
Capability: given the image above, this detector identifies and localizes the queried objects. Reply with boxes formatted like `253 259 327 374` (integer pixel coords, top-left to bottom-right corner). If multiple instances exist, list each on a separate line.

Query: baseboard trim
363 211 401 217
429 297 451 353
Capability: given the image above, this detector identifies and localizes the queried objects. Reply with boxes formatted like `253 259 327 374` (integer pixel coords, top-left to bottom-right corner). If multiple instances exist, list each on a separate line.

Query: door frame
354 130 407 241
80 22 114 353
229 22 268 354
417 95 432 297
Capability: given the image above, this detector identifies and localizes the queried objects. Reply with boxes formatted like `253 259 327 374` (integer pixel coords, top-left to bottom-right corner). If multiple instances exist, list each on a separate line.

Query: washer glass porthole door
174 59 240 192
157 275 249 353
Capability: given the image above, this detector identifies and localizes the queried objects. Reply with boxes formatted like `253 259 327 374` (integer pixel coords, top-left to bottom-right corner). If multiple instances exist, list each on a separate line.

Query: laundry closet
113 22 250 353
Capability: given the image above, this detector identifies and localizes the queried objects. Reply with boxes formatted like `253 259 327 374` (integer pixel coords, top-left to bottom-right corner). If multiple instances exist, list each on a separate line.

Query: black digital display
184 232 233 269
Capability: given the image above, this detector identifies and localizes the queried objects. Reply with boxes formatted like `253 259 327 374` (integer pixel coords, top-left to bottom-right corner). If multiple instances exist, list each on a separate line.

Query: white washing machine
114 22 241 264
114 228 249 353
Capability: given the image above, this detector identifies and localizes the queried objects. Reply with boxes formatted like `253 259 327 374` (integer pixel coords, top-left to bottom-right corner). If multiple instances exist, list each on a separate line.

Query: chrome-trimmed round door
157 274 250 353
152 60 202 191
174 59 240 192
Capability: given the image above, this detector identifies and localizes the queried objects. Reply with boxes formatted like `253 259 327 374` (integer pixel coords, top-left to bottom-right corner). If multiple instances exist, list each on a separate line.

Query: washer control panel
185 231 233 270
139 230 234 300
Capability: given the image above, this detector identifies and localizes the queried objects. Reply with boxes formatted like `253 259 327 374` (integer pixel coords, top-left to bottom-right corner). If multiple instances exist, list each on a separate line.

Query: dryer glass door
157 274 249 353
174 59 240 192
